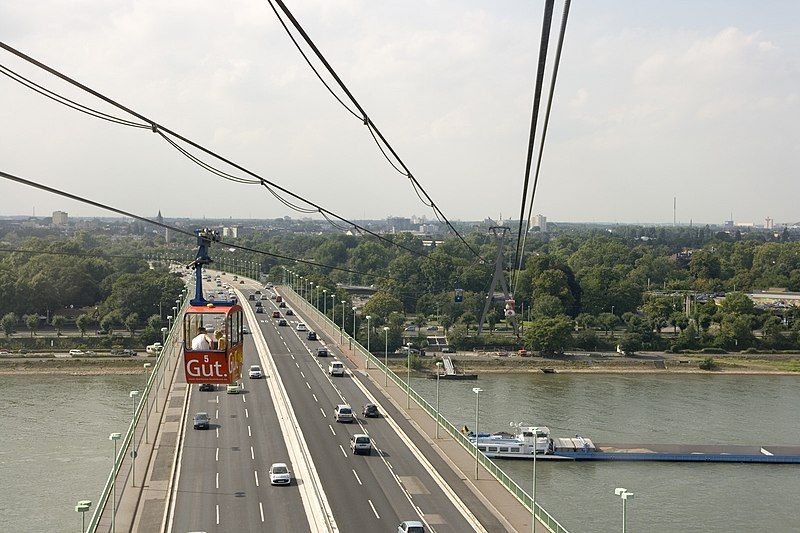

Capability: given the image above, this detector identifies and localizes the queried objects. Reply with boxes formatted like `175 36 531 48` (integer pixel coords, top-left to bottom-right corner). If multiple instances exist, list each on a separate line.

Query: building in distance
52 210 68 226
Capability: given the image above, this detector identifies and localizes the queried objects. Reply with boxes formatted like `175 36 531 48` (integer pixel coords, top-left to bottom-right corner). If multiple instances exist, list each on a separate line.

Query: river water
2 372 799 532
0 374 144 533
410 373 800 533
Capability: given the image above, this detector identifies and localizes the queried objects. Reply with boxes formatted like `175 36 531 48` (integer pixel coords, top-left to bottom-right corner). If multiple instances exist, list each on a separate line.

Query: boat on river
466 426 800 463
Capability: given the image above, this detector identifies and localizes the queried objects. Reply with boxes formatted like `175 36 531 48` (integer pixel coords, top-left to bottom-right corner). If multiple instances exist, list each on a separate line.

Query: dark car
285 309 294 316
278 302 287 308
255 301 263 308
307 331 317 341
255 290 261 295
199 383 215 392
256 307 264 314
122 349 137 356
272 311 281 318
239 280 245 284
278 319 288 326
248 294 255 301
363 403 379 418
316 348 329 357
193 412 210 429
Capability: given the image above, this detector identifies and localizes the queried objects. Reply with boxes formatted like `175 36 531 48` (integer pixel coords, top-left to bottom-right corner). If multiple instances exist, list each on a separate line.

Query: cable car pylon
477 226 519 337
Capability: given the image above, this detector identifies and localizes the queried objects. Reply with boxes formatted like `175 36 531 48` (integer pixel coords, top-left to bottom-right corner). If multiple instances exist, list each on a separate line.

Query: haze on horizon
0 1 797 225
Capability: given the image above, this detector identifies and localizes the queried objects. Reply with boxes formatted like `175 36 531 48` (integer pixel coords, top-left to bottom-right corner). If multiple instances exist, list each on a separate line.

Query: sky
0 0 798 225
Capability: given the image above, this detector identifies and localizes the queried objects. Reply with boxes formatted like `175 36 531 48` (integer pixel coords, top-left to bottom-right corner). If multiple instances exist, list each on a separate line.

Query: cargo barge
467 426 800 464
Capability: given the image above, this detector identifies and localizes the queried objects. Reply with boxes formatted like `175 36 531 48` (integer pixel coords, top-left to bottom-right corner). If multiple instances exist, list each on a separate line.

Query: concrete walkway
283 289 553 533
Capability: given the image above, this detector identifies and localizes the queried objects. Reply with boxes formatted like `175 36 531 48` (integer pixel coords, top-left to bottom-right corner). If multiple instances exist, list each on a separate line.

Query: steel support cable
265 0 361 120
0 169 391 280
514 0 572 297
511 0 555 292
269 0 484 261
0 42 448 267
156 130 261 185
0 63 149 129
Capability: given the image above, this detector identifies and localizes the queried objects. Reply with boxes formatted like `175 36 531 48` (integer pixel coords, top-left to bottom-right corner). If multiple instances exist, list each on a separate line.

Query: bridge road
169 314 310 533
251 287 486 532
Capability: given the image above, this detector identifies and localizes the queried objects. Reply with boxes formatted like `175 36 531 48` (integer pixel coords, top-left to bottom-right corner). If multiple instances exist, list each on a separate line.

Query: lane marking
245 408 249 418
320 408 326 418
215 427 219 439
259 502 265 522
215 472 219 489
368 499 379 519
352 469 362 486
216 395 219 404
216 504 220 525
254 470 260 487
328 425 335 436
305 382 311 390
313 393 318 403
248 425 252 437
215 447 219 462
339 445 347 458
251 446 255 460
215 409 219 419
242 395 246 403
295 362 300 368
301 371 306 378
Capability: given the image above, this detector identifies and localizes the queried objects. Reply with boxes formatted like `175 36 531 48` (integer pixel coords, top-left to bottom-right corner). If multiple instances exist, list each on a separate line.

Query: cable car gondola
182 229 243 384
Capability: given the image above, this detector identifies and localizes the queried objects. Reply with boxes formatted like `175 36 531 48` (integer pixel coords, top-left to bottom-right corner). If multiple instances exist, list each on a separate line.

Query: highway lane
169 300 310 533
253 289 483 532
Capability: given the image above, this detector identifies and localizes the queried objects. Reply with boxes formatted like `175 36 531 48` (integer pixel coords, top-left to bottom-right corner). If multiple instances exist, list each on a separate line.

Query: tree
460 311 476 333
51 315 66 336
523 316 573 355
531 295 564 318
721 292 755 316
575 313 596 330
25 313 39 337
618 332 642 355
100 313 118 335
597 313 619 334
76 313 90 337
440 315 453 333
1 312 17 337
147 314 162 330
124 313 140 337
363 292 404 326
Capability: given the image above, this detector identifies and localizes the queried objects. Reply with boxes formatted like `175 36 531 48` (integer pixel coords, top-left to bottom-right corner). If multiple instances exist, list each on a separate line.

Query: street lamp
352 306 357 351
144 362 154 432
365 315 371 369
129 390 140 487
472 387 483 479
109 433 122 533
614 488 634 533
323 289 328 316
435 361 443 439
166 315 173 331
406 343 413 408
383 326 390 386
341 301 346 345
75 500 92 533
310 282 315 307
161 326 168 345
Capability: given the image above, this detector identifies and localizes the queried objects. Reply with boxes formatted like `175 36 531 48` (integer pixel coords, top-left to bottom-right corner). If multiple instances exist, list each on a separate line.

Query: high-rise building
222 226 239 238
531 214 547 232
52 211 68 226
156 210 171 243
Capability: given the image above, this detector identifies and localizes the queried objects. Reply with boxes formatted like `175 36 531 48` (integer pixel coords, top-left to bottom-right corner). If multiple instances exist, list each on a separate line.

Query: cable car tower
477 226 519 337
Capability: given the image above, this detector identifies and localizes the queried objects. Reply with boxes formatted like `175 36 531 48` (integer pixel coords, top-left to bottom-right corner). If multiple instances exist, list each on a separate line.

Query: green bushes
698 357 718 371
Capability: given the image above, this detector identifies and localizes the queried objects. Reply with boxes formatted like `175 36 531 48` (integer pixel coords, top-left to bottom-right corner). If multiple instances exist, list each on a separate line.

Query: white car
296 323 307 332
328 361 345 376
68 349 84 356
350 434 372 455
248 365 263 379
268 463 291 485
334 404 354 423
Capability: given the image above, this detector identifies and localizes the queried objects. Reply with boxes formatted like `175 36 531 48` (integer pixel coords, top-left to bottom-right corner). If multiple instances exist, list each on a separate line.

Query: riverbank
0 356 154 375
385 352 800 375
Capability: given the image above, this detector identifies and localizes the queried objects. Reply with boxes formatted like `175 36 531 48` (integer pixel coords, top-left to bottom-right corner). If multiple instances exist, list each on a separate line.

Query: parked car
268 463 291 485
272 311 281 318
350 434 372 455
441 347 455 353
285 309 294 316
0 349 10 355
398 521 425 533
295 323 307 331
69 349 84 356
316 348 329 357
427 326 438 331
193 412 210 430
328 361 345 376
362 403 379 418
404 326 417 331
199 383 215 392
122 349 137 356
307 331 317 341
334 404 354 423
248 365 263 379
278 319 288 326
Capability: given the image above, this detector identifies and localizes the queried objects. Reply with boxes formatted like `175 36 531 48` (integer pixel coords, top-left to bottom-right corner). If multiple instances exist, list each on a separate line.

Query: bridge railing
284 286 570 533
86 292 189 533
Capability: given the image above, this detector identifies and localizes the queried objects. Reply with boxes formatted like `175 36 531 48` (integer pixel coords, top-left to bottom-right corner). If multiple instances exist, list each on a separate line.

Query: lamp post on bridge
75 500 92 533
323 289 327 316
351 306 357 351
340 301 346 345
472 387 483 479
365 315 371 369
310 282 315 309
435 361 443 439
383 326 389 386
109 432 122 533
614 488 634 533
406 344 413 408
129 390 140 487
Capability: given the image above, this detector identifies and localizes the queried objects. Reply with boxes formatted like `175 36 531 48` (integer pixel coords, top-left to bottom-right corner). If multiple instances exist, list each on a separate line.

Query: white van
350 434 372 455
328 361 345 376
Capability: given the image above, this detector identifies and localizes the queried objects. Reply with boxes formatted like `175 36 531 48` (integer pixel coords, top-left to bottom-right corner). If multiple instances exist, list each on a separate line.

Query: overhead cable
511 0 555 291
514 0 572 296
267 0 483 260
0 41 446 266
0 169 388 280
